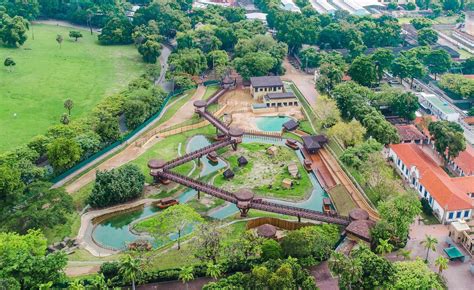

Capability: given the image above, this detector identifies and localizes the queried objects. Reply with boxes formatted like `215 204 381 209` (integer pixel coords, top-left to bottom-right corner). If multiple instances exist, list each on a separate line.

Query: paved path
282 58 318 106
65 86 206 193
33 19 99 33
404 220 474 289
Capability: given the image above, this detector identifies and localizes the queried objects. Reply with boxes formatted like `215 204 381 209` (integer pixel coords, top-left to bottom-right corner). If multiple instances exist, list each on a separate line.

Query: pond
254 116 293 132
91 135 226 250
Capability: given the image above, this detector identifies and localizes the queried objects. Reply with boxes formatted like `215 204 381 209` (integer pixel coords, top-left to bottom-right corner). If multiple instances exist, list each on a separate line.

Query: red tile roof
395 124 426 142
390 143 474 211
453 144 474 176
463 116 474 125
414 115 437 139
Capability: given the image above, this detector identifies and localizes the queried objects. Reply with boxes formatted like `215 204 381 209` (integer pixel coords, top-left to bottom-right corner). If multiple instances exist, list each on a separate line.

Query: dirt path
65 86 206 193
33 19 99 33
282 58 318 106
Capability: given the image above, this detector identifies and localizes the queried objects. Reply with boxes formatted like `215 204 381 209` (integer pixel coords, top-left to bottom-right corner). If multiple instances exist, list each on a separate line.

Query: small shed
223 169 235 179
282 178 293 189
302 135 328 154
238 156 248 167
283 119 299 131
267 145 278 156
287 162 298 178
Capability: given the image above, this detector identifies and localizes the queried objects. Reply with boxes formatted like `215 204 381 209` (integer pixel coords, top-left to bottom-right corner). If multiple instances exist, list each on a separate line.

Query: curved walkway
65 86 207 193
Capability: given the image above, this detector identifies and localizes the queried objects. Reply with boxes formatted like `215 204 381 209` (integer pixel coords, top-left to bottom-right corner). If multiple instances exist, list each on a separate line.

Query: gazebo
223 169 235 179
302 135 328 154
238 156 248 166
256 224 277 239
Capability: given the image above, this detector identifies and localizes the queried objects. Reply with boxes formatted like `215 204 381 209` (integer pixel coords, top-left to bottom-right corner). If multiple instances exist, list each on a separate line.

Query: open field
0 24 144 151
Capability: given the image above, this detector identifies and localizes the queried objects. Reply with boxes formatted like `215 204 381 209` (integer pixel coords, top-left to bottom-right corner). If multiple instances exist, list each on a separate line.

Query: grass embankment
213 143 312 200
0 24 145 151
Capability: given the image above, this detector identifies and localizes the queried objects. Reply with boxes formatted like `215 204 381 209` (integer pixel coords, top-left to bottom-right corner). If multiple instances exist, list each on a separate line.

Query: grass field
0 24 145 152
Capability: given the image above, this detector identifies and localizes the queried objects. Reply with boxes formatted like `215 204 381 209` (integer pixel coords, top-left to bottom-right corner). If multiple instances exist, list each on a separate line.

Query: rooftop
453 144 474 176
422 94 458 115
395 124 426 141
390 143 474 211
265 92 296 100
250 76 283 88
302 135 328 151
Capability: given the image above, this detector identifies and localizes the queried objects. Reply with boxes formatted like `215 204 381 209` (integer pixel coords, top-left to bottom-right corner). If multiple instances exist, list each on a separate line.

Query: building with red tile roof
389 143 474 223
449 144 474 177
395 124 427 144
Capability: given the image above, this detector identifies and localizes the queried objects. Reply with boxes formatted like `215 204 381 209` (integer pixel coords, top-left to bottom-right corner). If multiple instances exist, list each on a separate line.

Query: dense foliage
87 164 145 208
438 73 474 99
0 230 67 289
429 120 467 161
0 9 29 47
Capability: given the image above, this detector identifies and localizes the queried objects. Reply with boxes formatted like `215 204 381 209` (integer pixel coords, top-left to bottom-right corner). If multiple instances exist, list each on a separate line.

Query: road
282 58 319 106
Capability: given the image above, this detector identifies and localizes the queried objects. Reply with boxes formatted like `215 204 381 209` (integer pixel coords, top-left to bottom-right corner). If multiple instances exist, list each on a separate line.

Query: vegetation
429 120 466 162
439 73 474 99
87 164 145 208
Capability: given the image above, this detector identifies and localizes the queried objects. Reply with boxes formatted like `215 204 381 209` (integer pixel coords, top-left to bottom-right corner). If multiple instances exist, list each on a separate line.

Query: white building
417 92 460 122
389 143 474 224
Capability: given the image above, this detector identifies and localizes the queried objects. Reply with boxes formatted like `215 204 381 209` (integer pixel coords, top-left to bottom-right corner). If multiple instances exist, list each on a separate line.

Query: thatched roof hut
256 224 277 238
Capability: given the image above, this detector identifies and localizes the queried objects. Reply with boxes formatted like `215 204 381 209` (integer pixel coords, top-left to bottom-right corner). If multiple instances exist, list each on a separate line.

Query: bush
261 239 283 260
99 261 120 281
87 164 145 208
420 198 433 216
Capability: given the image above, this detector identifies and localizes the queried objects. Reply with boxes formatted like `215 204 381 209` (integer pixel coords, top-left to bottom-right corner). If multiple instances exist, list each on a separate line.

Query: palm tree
69 280 85 290
435 256 449 274
397 249 412 260
376 238 394 255
179 266 194 290
91 273 108 290
119 254 143 290
206 262 222 281
420 235 438 263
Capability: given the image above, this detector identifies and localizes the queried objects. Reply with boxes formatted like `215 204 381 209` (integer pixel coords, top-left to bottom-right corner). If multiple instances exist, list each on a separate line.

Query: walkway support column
228 127 244 151
147 159 168 184
234 189 254 218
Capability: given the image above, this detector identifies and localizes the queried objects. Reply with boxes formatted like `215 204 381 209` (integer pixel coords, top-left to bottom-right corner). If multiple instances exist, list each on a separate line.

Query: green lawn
0 24 145 152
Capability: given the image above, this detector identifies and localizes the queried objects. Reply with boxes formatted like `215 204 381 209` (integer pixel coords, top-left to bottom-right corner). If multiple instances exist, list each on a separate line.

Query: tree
390 92 419 120
151 204 203 250
316 62 344 94
193 223 226 263
56 34 63 48
406 2 416 10
98 16 133 45
420 235 438 262
69 30 83 41
376 238 394 255
0 14 29 47
3 57 15 72
397 249 412 260
423 49 452 80
224 230 263 264
392 259 442 289
168 48 207 76
179 266 194 290
428 120 466 162
462 56 474 74
261 239 283 260
351 245 395 288
87 164 145 208
371 48 394 82
441 0 461 11
435 256 448 274
47 137 82 172
313 95 341 129
206 262 222 281
329 251 362 290
417 28 438 46
410 17 433 30
298 47 321 69
328 120 366 148
392 55 425 88
0 230 67 289
119 255 142 290
233 51 276 80
416 0 431 10
64 99 74 116
138 40 162 63
348 55 377 87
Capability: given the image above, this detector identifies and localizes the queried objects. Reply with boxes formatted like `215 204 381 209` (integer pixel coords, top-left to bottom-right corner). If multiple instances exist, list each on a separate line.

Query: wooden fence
246 217 314 231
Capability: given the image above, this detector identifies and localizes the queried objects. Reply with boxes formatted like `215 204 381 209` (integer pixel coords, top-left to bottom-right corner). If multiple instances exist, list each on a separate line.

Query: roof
238 156 248 165
453 144 474 176
395 124 426 141
283 119 299 131
390 143 474 211
349 209 369 221
463 116 474 125
346 220 376 242
265 92 296 100
463 75 474 80
414 115 437 139
256 224 277 238
302 135 328 151
223 169 234 178
421 94 458 116
250 76 283 88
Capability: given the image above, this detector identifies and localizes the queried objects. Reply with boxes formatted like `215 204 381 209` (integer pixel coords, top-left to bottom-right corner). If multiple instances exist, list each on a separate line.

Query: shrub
261 239 283 260
420 198 433 216
87 164 145 208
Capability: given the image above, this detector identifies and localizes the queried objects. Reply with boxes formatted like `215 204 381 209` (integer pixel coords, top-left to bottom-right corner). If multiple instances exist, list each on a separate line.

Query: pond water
91 135 226 250
92 134 329 250
254 116 292 132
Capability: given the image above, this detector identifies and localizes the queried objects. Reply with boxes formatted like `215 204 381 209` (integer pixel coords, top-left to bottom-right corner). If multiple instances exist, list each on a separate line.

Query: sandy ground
65 85 206 193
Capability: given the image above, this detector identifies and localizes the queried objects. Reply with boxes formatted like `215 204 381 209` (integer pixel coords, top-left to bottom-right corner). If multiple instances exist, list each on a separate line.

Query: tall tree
47 137 82 172
0 14 29 47
435 256 448 274
64 99 74 116
417 28 438 46
420 235 438 263
151 204 203 250
371 48 394 82
138 40 162 63
423 49 452 80
392 259 442 289
69 30 83 41
119 255 143 290
428 121 466 162
348 55 377 87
